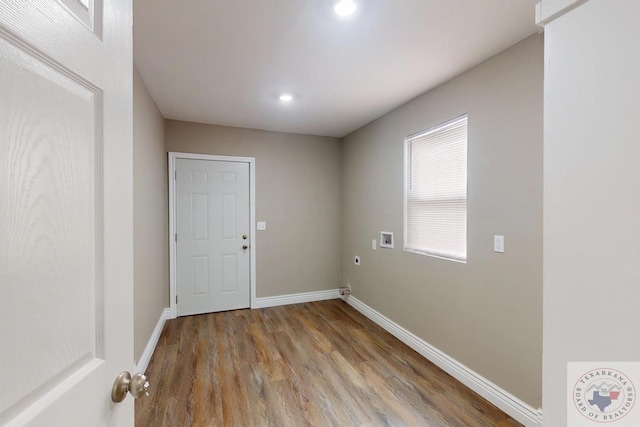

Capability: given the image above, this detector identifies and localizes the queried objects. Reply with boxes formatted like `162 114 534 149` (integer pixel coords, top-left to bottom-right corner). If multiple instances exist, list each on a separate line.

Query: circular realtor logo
573 368 636 423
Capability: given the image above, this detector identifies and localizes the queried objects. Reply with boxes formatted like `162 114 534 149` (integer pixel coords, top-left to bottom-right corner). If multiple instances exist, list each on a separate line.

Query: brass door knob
242 234 247 240
112 371 150 403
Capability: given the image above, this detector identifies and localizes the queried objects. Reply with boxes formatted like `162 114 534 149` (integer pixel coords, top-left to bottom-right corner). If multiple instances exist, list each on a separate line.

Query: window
404 115 467 262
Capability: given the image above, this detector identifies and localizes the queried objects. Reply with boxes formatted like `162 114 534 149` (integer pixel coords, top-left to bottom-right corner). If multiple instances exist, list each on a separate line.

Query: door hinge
174 171 177 180
175 233 177 242
176 295 178 304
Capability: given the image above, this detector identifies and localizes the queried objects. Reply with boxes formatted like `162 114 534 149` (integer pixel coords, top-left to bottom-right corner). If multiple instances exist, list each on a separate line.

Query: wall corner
536 0 588 27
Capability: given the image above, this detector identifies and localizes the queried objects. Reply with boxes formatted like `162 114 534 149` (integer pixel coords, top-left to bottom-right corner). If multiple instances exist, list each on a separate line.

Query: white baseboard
253 289 341 309
136 307 172 374
344 295 543 427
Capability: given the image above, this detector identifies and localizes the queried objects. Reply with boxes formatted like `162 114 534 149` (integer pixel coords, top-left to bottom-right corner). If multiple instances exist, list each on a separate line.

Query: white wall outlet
354 255 361 266
494 235 505 253
372 239 377 250
380 231 394 249
257 221 266 230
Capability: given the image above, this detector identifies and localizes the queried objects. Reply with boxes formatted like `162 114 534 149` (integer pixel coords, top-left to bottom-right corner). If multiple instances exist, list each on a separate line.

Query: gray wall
166 122 342 298
542 1 640 423
341 35 543 408
133 67 169 363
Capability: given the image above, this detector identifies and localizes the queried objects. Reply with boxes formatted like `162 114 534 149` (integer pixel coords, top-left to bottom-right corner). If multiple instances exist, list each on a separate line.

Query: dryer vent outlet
339 286 352 296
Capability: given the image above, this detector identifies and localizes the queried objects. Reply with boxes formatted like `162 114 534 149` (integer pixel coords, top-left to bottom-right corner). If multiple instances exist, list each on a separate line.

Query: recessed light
334 0 356 16
279 93 294 102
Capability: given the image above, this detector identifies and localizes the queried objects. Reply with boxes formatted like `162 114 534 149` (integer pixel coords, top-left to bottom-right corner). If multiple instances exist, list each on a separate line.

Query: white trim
536 0 588 26
168 152 257 318
344 295 543 427
136 308 172 374
253 289 340 309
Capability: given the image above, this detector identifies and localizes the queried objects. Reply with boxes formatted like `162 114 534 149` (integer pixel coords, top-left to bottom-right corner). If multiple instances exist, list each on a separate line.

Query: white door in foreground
176 159 251 316
0 0 136 425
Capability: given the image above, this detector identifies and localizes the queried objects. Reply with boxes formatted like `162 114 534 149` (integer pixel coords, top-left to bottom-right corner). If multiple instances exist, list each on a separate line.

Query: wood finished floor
136 299 522 427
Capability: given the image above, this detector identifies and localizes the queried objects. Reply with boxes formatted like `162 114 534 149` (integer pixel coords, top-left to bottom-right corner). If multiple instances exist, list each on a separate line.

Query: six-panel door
176 159 251 316
0 0 134 425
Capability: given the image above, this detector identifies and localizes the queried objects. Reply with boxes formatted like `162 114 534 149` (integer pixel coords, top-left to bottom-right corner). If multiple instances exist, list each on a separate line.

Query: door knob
242 245 249 250
112 371 150 403
242 234 247 240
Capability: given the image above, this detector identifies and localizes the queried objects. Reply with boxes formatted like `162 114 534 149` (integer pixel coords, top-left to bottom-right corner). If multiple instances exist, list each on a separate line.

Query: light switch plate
257 221 266 230
354 255 361 266
494 235 505 253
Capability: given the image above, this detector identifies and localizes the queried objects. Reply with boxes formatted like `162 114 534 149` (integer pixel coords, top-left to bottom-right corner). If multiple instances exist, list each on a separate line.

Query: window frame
403 114 468 263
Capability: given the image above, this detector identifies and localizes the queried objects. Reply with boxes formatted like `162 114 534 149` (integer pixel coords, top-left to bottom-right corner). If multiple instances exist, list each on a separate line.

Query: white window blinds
404 115 467 261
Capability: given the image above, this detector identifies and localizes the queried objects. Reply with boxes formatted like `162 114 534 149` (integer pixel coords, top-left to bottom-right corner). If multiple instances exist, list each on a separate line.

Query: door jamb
168 152 257 318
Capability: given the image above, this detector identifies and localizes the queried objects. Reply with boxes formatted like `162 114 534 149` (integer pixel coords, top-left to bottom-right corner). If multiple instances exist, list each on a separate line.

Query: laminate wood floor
136 299 523 427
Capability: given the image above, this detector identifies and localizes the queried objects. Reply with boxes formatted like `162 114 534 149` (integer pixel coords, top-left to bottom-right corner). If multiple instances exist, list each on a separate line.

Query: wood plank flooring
136 299 522 427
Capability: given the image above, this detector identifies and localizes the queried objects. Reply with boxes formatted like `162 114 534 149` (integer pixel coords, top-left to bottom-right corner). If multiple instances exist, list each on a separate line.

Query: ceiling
133 0 539 138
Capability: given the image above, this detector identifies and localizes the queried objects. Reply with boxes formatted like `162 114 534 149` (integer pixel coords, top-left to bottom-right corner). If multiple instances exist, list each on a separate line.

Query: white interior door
0 1 134 426
176 158 251 316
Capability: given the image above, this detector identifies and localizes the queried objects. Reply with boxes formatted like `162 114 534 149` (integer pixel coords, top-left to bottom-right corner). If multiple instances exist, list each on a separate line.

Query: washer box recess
380 231 394 249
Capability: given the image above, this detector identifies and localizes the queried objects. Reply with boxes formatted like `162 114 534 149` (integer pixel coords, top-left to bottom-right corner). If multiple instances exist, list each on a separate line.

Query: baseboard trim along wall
253 289 341 309
136 308 173 374
344 295 543 427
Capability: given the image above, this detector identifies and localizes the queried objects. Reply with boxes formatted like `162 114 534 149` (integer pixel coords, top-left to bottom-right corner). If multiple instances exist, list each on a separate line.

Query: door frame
168 152 256 318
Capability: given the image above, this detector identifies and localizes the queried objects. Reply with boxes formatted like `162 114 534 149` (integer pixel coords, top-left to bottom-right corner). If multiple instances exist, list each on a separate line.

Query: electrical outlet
372 239 377 250
494 235 505 253
354 255 361 266
257 221 266 230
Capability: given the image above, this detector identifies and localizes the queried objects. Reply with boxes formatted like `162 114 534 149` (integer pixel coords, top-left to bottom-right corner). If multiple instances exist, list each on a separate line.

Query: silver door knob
111 371 150 403
242 245 249 250
242 234 247 240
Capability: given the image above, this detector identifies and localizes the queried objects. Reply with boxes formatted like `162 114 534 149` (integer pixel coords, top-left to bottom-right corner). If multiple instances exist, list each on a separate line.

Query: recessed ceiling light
334 0 356 16
279 93 294 102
